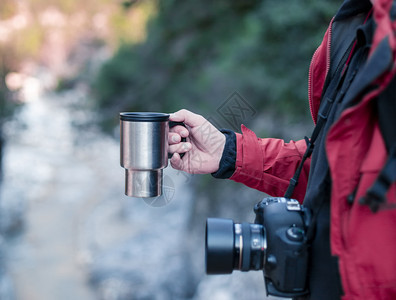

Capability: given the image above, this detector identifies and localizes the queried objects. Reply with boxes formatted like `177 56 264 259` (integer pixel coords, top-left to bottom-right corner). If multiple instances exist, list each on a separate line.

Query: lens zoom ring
241 222 251 271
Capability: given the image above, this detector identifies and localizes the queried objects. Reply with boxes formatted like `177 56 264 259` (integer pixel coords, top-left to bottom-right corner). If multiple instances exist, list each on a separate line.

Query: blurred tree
0 0 160 169
93 0 339 133
0 50 17 180
0 0 18 19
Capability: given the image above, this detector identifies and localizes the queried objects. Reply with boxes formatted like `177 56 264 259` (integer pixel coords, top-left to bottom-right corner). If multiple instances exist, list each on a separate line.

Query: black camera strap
284 61 352 200
283 21 375 200
284 37 368 243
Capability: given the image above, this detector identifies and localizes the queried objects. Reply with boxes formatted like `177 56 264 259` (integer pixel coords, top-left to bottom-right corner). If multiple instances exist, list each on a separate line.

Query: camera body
255 197 311 297
205 197 311 298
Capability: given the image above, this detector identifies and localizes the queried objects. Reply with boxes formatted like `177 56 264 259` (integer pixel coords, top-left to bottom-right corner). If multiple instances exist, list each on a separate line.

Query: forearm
213 125 310 202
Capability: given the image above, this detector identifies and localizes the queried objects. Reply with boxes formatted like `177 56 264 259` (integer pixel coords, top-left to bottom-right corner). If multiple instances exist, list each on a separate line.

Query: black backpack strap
359 74 396 212
360 146 396 212
377 74 396 151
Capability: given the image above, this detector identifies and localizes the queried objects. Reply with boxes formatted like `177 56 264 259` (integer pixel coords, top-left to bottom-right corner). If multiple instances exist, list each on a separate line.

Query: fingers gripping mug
120 112 181 198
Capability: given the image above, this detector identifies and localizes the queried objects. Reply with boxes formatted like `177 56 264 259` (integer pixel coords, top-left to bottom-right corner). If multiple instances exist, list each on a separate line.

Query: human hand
168 109 226 174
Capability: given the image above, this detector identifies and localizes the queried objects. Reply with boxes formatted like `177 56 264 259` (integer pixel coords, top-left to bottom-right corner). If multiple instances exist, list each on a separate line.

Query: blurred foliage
0 0 157 128
0 0 18 19
0 50 18 131
93 0 340 133
0 0 156 63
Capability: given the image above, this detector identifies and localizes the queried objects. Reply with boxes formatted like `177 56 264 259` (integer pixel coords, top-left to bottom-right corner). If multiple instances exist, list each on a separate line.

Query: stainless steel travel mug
120 112 169 198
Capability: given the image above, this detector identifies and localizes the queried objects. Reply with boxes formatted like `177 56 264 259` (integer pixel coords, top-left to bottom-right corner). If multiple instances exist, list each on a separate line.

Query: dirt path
2 91 108 300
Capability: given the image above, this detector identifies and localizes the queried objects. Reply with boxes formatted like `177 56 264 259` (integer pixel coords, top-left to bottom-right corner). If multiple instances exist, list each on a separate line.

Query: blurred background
0 0 339 299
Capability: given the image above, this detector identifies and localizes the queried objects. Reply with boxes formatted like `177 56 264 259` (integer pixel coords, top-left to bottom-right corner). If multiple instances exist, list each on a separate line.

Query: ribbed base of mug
125 169 162 198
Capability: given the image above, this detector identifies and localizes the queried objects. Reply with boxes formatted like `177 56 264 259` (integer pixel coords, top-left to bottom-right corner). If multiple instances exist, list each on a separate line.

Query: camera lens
205 218 266 274
205 218 234 274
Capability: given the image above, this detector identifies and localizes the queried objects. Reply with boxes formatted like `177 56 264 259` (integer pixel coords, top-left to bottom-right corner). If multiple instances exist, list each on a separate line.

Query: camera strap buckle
284 136 315 199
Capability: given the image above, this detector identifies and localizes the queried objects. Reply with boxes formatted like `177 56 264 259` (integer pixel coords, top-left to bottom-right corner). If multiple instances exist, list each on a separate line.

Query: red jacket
229 0 396 299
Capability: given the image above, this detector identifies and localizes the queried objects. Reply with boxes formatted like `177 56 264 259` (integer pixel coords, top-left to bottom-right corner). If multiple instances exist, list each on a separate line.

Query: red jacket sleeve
229 125 311 203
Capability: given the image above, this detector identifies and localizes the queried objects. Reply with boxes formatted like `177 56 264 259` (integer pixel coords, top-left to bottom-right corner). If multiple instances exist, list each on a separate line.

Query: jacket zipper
308 17 333 124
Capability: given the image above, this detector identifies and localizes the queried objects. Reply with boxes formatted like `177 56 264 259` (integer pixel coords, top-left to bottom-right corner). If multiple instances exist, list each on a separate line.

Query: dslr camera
205 197 311 298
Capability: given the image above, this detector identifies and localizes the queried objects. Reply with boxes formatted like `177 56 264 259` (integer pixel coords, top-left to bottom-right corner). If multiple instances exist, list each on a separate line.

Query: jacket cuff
211 129 236 179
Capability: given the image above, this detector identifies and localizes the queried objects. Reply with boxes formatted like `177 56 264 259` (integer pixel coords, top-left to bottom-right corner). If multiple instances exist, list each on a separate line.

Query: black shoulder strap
284 40 358 199
359 74 396 212
284 76 342 199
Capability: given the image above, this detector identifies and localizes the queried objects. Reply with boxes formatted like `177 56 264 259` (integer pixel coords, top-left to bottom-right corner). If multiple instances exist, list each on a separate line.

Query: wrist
211 129 236 179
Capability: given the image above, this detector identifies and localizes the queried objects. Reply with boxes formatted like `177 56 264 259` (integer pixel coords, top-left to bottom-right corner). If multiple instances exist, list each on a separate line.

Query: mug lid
120 112 170 122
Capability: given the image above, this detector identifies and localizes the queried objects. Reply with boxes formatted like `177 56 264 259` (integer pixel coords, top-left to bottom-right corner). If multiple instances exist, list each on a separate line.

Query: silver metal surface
286 199 301 211
125 169 162 198
120 113 169 198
